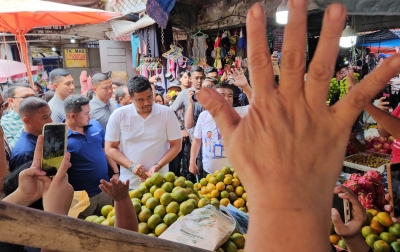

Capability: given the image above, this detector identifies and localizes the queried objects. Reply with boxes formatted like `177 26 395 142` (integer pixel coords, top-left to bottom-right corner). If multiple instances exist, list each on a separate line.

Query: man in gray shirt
89 73 116 131
48 68 75 122
170 66 205 182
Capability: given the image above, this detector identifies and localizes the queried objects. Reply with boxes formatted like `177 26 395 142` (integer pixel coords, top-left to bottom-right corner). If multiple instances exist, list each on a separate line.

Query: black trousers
169 144 183 176
181 140 196 182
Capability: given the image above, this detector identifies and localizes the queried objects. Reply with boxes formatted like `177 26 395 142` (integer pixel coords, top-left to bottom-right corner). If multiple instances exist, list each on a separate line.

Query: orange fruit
235 186 244 196
206 174 213 182
220 198 230 207
233 172 238 179
153 188 166 199
231 179 240 187
373 240 390 252
209 177 218 185
377 212 394 227
370 216 385 234
368 209 379 216
233 198 245 208
200 186 208 195
225 174 233 179
216 182 225 191
206 183 216 192
224 177 232 185
329 234 341 245
362 226 377 238
221 166 231 175
214 170 220 177
210 190 219 198
226 185 234 192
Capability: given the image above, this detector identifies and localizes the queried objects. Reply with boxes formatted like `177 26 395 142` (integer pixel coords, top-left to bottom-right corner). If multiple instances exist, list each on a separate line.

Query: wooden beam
0 201 210 252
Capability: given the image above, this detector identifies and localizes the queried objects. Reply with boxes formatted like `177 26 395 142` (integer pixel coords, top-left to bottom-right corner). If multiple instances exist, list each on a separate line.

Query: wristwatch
180 125 185 130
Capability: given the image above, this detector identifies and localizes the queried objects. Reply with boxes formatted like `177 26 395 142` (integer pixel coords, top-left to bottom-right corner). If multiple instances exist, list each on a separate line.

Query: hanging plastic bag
68 191 90 218
159 205 236 251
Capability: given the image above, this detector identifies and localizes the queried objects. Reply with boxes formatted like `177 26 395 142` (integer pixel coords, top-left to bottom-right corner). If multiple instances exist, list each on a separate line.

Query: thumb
53 153 71 183
331 208 345 232
197 88 241 139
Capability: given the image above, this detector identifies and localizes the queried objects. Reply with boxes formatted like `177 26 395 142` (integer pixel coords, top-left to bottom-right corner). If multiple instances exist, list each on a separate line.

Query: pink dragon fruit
364 170 383 183
358 192 374 209
343 180 361 194
358 176 374 191
349 173 362 182
374 194 387 210
373 183 386 196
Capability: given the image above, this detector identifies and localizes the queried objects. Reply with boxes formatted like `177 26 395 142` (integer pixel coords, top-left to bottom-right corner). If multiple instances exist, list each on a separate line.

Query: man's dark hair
178 70 190 79
127 76 152 97
19 97 48 118
64 94 90 114
92 73 110 87
203 77 218 85
155 93 164 104
7 83 33 97
49 68 70 84
205 67 218 75
86 90 95 100
115 85 128 104
190 66 204 74
215 83 233 91
44 90 55 102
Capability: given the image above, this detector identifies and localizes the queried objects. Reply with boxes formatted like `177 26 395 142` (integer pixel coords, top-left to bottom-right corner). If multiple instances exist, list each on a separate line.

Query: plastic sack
159 205 236 251
220 204 249 234
68 191 90 218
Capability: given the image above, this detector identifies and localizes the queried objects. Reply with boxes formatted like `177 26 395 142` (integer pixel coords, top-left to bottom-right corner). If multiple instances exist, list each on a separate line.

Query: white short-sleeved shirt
194 106 249 174
105 103 182 189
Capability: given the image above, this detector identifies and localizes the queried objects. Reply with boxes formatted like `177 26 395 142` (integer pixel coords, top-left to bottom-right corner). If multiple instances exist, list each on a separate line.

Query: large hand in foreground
42 151 73 215
196 2 400 251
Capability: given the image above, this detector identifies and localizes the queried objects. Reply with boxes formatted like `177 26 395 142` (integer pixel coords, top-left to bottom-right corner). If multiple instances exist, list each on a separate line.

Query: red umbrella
0 0 121 86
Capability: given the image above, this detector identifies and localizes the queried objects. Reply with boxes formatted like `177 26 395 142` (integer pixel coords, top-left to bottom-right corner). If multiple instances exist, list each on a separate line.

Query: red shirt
391 106 400 162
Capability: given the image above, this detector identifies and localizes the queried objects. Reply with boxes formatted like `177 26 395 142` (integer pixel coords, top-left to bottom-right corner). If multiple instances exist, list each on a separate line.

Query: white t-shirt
194 106 249 174
105 103 182 189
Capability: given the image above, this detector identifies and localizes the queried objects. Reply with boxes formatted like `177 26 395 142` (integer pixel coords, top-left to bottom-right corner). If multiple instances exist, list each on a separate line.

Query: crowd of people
1 1 400 252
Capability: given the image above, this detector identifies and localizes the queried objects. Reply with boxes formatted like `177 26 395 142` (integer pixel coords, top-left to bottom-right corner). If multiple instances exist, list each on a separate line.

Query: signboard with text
64 48 87 68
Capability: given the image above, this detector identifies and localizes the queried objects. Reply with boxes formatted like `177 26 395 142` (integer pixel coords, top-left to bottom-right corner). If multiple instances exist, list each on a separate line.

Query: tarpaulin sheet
311 0 400 15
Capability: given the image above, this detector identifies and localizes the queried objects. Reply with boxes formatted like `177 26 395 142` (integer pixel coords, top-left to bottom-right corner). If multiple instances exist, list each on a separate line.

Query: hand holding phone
41 123 68 177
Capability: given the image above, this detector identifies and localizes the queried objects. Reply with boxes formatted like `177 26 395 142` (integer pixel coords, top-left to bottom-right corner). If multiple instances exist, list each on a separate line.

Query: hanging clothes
138 24 159 57
192 35 207 58
146 0 176 29
130 33 140 68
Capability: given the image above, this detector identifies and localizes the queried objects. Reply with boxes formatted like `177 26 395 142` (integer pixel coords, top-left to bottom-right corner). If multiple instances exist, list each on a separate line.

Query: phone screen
388 163 400 216
333 194 351 223
42 124 67 176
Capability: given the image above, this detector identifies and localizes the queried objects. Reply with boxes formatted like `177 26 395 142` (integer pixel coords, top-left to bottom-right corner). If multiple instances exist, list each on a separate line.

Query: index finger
245 3 275 96
32 135 44 168
52 152 71 183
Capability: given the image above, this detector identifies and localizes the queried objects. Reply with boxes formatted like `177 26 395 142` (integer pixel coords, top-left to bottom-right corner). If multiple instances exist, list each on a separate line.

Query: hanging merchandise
272 28 284 52
189 29 210 69
130 33 140 68
237 27 246 57
162 44 189 85
146 0 176 29
138 24 159 57
136 57 164 79
110 16 156 37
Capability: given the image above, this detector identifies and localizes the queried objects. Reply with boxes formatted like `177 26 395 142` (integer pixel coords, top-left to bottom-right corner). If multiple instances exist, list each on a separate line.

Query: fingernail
292 0 306 8
328 4 344 21
251 3 263 19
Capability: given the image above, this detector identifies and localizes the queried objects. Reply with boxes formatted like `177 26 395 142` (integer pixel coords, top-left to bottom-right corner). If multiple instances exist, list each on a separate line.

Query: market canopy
357 30 400 53
311 0 400 15
0 0 121 85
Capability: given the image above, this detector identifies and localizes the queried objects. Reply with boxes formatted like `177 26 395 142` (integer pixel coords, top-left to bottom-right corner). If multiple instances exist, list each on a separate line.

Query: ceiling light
70 37 76 43
276 0 288 25
51 47 56 52
339 25 357 48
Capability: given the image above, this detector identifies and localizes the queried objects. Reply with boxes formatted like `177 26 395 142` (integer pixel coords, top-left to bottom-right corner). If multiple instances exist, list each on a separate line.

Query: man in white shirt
189 83 250 177
105 76 182 189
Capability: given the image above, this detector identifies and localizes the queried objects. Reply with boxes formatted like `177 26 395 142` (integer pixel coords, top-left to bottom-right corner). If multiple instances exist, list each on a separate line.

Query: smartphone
41 123 68 176
333 194 351 223
386 163 400 217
